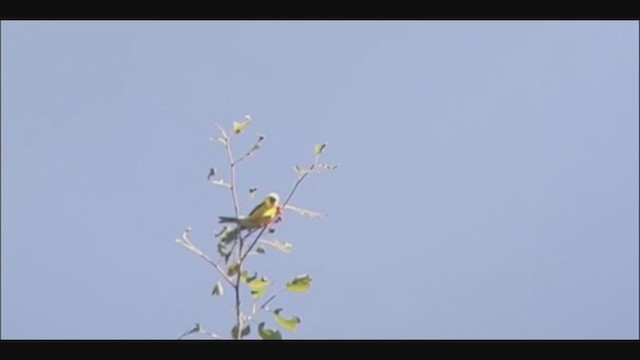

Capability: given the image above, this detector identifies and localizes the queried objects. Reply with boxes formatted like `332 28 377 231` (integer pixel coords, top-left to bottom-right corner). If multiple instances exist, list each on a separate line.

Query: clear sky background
1 21 638 340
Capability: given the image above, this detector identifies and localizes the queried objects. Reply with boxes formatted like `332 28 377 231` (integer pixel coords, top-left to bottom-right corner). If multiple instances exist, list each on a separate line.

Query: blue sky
1 21 638 339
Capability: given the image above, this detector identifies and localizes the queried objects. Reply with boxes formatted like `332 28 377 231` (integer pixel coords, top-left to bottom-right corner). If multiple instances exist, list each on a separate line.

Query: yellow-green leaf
314 143 327 155
261 239 293 253
286 274 312 293
240 271 269 298
220 227 240 244
294 165 309 177
239 271 246 283
211 281 223 296
284 204 327 219
247 277 270 299
233 115 252 134
273 309 301 332
227 262 240 277
258 322 282 340
216 242 229 259
214 226 228 238
240 271 256 284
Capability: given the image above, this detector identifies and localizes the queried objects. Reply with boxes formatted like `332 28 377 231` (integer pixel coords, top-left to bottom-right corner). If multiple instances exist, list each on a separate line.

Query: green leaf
220 227 240 244
230 324 251 339
247 272 258 282
239 271 269 298
217 242 230 259
214 226 228 238
223 251 232 264
258 322 282 340
240 271 256 284
283 204 326 219
294 165 310 177
286 274 312 293
227 262 240 277
211 280 224 296
262 240 293 253
273 309 301 332
240 271 269 298
247 277 270 299
233 115 252 134
314 143 327 155
315 163 338 172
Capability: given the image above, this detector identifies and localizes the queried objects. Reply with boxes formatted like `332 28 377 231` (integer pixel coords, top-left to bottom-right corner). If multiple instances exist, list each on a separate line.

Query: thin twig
282 172 309 209
215 122 244 340
281 153 320 208
200 331 220 339
283 204 327 219
244 288 286 324
176 235 234 287
235 135 265 165
240 224 271 262
260 288 286 311
178 326 194 340
221 228 256 263
178 325 220 340
215 123 241 220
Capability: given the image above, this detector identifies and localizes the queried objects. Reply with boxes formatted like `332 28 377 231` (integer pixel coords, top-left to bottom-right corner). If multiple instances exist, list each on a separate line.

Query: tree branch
235 134 265 165
281 153 320 208
175 234 234 287
240 224 271 262
215 123 241 220
260 288 286 311
178 324 220 340
215 122 244 340
216 123 242 339
244 288 286 324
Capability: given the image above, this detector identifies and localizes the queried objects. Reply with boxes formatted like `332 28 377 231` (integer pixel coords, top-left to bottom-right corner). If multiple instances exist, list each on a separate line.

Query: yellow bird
218 192 280 229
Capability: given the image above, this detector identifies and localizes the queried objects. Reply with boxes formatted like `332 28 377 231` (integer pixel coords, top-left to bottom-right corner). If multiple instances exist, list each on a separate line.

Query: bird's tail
218 216 240 224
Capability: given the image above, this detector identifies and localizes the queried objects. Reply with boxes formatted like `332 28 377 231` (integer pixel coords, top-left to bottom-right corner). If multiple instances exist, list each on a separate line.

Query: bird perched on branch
219 192 281 229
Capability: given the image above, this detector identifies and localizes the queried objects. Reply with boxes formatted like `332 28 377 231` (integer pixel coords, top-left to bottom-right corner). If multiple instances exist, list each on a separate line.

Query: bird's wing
247 200 266 218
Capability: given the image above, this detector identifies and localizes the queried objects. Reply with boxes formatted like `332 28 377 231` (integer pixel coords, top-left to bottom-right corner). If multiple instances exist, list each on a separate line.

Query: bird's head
266 192 280 206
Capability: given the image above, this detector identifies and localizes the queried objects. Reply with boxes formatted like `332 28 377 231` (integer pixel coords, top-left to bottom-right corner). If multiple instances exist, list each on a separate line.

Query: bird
218 192 281 229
